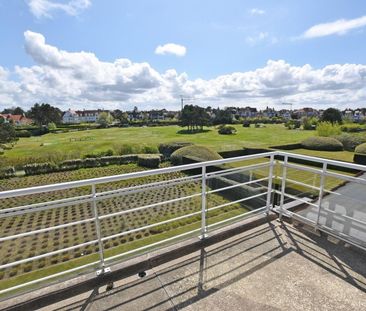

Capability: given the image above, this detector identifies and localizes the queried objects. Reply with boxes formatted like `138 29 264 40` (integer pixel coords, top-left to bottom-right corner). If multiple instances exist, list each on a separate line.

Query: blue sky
1 0 366 110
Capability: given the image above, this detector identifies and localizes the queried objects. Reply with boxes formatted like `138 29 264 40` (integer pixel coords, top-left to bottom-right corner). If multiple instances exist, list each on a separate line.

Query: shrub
242 121 250 127
340 124 365 133
16 130 32 138
23 162 58 175
285 119 301 130
316 122 341 137
158 142 193 159
60 159 84 170
0 148 3 155
83 158 100 168
0 144 12 150
218 125 237 135
333 134 366 151
0 166 16 179
302 117 318 130
171 145 222 165
355 142 366 155
301 137 343 151
137 154 161 168
321 108 342 124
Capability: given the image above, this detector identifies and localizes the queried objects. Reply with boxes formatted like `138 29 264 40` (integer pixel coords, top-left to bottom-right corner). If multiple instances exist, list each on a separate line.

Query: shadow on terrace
33 219 366 311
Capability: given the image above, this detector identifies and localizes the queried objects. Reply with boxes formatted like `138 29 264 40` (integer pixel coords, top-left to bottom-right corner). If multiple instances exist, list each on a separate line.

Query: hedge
333 134 366 152
0 166 16 179
340 124 365 133
158 142 193 159
301 137 343 151
137 154 161 168
16 130 32 138
355 142 366 155
171 145 222 165
23 162 58 175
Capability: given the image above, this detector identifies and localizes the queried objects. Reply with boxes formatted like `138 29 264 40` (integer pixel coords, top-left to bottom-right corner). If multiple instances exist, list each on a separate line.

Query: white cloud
249 8 265 16
303 15 366 38
27 0 91 18
155 43 187 57
1 31 366 110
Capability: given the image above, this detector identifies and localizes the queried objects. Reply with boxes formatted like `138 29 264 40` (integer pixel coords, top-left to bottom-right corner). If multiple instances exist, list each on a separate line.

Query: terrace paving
35 220 365 311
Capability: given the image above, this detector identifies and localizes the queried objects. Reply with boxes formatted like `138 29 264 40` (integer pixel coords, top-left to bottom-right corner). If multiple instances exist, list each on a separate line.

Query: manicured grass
289 149 354 163
1 125 315 166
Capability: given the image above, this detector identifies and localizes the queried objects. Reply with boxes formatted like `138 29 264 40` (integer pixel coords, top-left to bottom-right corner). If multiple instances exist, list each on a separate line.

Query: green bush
158 142 193 159
340 124 365 133
301 137 343 151
285 119 301 129
242 121 250 127
316 122 341 137
0 166 16 179
333 134 366 151
60 159 84 170
218 125 237 135
137 154 161 168
355 142 366 155
171 145 222 165
16 130 32 138
23 162 58 175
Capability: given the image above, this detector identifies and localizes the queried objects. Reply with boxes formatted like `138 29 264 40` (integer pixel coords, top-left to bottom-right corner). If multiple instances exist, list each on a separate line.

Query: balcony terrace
0 151 365 310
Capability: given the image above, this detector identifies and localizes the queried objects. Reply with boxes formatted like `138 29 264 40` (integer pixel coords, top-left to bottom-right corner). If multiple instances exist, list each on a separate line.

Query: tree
112 109 129 125
97 112 113 128
179 105 210 131
1 107 25 115
321 108 342 124
0 122 17 144
213 109 233 125
28 103 62 127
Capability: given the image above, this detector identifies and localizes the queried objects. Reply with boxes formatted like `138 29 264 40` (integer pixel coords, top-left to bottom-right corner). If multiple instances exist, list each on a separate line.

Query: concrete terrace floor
37 220 366 311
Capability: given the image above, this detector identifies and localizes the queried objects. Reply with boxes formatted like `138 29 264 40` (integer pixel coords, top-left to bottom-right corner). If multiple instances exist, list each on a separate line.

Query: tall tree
180 105 210 131
0 121 17 144
28 103 62 127
321 108 342 124
97 112 114 128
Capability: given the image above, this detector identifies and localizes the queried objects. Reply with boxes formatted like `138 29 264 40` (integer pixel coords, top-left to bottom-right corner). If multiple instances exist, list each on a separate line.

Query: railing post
279 155 288 220
200 165 207 239
316 162 327 227
266 154 275 215
91 184 106 273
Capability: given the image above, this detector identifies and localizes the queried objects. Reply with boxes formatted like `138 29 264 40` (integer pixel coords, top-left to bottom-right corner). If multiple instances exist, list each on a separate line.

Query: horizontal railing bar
98 192 201 220
324 171 366 185
104 228 202 263
0 193 93 216
206 177 269 194
278 177 320 192
207 206 267 229
0 217 96 242
95 173 203 200
0 152 277 199
280 151 366 171
101 210 202 242
0 239 98 270
207 192 268 212
281 192 318 208
0 261 99 295
205 162 270 179
283 162 323 175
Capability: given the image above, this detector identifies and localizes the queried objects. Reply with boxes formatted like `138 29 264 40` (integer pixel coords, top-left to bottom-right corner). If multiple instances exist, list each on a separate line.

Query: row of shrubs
20 154 161 176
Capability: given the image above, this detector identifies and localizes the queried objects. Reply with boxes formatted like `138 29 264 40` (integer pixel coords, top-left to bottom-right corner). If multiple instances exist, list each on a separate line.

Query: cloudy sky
1 0 366 111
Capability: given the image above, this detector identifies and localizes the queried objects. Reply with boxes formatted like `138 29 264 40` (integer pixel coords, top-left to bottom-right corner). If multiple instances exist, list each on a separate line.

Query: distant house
0 114 33 126
62 109 111 124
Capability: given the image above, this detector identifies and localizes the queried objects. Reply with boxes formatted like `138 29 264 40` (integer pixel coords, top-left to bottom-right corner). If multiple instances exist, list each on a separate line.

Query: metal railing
0 151 365 296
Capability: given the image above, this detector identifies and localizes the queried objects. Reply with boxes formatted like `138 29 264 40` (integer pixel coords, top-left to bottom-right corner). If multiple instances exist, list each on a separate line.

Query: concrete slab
7 220 366 311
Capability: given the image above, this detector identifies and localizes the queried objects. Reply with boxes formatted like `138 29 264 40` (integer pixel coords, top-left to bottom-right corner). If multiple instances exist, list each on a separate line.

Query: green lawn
2 124 316 166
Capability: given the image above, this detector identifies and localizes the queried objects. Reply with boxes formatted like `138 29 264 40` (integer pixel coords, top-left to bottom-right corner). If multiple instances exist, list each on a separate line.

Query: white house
62 109 110 124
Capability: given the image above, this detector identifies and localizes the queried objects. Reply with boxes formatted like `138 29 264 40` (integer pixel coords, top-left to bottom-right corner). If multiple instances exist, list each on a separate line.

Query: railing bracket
96 267 111 276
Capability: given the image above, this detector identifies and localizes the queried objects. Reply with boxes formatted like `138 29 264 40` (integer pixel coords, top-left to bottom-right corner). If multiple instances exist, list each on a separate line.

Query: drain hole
138 271 147 278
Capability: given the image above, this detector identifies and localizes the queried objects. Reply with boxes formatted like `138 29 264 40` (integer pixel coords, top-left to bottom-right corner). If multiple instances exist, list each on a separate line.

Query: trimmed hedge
218 125 237 135
0 166 16 179
340 124 365 133
171 145 222 165
301 137 343 151
333 134 366 152
158 142 193 159
23 162 58 175
355 142 366 155
137 154 161 168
